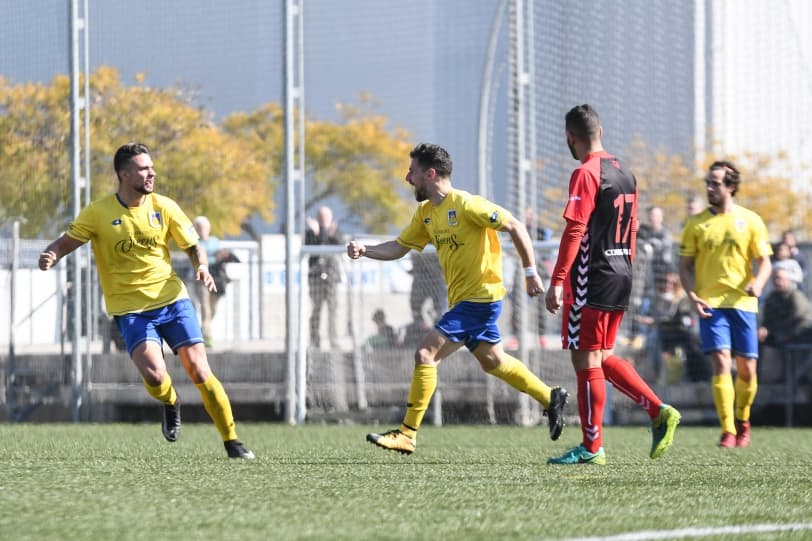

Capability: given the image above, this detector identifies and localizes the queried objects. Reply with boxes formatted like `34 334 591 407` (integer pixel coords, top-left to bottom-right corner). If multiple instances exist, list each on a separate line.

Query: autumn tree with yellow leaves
625 137 811 242
0 68 412 238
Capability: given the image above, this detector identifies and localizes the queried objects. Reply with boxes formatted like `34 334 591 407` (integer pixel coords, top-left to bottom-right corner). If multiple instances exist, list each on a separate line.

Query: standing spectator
781 229 808 285
772 242 804 286
679 160 772 449
638 206 673 292
306 206 343 349
348 143 567 455
684 193 704 220
635 205 674 340
193 216 221 347
510 208 551 340
38 143 254 459
545 104 680 466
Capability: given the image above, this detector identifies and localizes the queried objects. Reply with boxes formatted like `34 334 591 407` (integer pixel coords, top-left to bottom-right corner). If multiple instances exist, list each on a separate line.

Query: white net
3 1 811 425
299 240 654 426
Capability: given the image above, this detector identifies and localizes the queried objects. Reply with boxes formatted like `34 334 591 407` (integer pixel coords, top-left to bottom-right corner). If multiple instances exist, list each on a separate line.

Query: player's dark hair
709 160 740 196
114 143 151 179
410 143 453 177
565 104 601 140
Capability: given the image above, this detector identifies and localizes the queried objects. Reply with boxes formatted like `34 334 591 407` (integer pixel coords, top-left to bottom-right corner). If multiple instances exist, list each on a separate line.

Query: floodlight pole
284 0 306 425
69 0 91 423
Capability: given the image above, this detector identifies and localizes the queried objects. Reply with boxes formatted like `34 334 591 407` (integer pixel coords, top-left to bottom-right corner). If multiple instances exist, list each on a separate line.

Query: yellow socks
196 375 238 442
712 374 736 434
401 364 437 438
487 354 552 408
144 374 177 405
734 374 758 422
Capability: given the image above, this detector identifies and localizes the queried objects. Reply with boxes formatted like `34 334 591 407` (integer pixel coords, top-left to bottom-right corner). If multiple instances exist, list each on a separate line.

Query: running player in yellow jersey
347 143 568 454
679 161 772 448
38 143 254 459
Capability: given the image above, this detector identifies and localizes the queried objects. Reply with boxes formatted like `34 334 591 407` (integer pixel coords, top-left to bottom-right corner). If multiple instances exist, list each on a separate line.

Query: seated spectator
759 268 812 347
367 309 398 350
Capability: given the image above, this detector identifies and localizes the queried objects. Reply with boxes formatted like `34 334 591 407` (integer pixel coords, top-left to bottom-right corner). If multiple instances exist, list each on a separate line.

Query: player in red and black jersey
544 104 681 465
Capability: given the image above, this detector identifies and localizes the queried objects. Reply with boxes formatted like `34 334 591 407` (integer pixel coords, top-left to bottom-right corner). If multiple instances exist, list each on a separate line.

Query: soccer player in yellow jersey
38 143 254 459
347 143 568 454
679 161 772 448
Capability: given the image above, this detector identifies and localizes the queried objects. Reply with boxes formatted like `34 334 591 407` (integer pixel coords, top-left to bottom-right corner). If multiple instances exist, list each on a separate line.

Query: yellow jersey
397 188 512 307
66 193 199 316
679 205 772 312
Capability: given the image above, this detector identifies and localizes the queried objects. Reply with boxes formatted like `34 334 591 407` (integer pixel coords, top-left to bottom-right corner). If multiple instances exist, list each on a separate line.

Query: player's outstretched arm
500 216 544 297
38 234 85 271
346 240 409 261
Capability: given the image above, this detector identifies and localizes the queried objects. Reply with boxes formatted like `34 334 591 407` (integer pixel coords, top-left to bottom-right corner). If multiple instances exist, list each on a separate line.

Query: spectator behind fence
192 215 239 348
679 160 772 449
510 208 551 340
38 142 254 459
638 206 673 292
408 250 446 325
684 193 704 222
758 267 812 348
306 205 343 349
772 241 805 286
781 229 808 283
366 309 399 350
639 271 709 383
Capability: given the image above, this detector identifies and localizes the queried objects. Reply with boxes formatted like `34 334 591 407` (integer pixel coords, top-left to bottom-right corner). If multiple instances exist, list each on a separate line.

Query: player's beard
135 182 154 195
414 186 428 202
707 191 722 208
568 141 578 161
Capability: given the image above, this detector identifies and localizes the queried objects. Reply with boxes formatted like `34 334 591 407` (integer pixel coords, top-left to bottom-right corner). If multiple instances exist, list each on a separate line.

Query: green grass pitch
1 423 811 540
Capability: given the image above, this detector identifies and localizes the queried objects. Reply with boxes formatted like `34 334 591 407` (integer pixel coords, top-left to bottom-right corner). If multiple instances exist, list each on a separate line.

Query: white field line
554 522 812 541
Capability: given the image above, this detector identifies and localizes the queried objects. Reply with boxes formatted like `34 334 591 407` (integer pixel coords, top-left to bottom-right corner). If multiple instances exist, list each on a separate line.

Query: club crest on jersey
447 210 458 226
149 212 162 228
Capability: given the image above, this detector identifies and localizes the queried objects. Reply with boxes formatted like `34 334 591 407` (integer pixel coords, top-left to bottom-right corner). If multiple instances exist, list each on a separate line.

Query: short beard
135 184 153 195
568 141 578 161
414 187 428 202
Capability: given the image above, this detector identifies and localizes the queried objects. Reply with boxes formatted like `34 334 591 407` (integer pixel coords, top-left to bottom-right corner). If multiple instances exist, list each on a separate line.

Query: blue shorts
435 300 502 352
114 298 204 356
698 308 759 359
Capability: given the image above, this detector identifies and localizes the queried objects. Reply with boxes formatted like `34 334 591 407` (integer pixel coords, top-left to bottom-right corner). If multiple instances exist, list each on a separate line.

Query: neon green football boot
650 404 681 459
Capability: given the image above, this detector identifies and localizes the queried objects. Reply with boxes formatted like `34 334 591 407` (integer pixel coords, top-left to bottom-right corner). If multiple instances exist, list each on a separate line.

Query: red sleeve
550 219 586 285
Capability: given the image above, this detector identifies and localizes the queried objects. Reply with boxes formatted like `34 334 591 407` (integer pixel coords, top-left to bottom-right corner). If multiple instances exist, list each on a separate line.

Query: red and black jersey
552 151 638 311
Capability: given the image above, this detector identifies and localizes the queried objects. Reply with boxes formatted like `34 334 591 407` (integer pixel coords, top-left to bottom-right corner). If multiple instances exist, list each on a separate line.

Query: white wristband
524 266 537 278
197 264 209 273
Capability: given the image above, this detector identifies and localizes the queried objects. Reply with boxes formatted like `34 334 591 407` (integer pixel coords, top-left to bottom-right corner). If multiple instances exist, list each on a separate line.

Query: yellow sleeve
66 203 97 243
396 204 430 251
749 213 773 259
464 195 512 229
164 197 199 250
